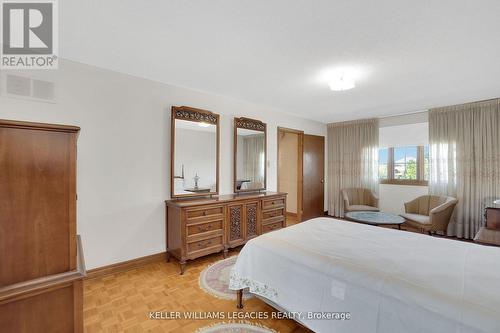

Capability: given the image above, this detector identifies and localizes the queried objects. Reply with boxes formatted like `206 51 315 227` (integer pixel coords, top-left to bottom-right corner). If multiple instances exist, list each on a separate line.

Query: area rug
195 322 276 333
199 256 253 300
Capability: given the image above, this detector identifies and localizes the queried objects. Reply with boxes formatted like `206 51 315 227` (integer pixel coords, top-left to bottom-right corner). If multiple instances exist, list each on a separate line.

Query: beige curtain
243 135 265 185
328 119 379 217
429 99 500 238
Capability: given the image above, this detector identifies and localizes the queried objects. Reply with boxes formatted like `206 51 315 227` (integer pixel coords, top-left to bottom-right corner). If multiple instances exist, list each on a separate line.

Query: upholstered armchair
401 195 458 234
342 188 379 213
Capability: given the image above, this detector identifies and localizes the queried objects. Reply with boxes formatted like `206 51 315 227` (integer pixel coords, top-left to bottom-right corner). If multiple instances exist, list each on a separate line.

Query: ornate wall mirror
234 117 267 193
171 106 220 198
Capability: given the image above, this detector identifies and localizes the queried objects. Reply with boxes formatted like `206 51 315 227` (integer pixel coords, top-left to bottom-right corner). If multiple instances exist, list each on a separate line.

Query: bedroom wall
0 59 327 269
378 113 429 214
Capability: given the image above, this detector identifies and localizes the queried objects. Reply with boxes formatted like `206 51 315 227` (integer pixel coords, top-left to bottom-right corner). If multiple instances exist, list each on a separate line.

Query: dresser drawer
186 219 223 236
262 208 285 220
187 235 223 254
262 197 285 210
262 215 285 225
186 205 224 222
262 219 284 233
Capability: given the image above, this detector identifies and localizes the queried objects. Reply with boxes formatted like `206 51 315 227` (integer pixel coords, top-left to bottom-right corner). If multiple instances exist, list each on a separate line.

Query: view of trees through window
379 145 429 184
394 146 417 179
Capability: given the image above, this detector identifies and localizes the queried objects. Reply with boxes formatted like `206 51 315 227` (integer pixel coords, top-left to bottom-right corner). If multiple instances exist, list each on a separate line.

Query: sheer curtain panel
429 99 500 238
328 119 379 217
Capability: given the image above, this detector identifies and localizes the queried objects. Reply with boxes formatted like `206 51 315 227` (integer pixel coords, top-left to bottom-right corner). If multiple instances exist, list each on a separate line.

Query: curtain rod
378 96 500 119
379 109 428 120
430 96 500 111
327 118 378 126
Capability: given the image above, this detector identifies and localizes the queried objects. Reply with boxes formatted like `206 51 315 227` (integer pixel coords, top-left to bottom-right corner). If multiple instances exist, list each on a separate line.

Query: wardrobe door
0 122 78 285
0 120 83 333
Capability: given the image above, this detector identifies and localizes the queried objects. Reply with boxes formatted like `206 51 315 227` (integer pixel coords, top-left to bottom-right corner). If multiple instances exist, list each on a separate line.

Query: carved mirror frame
233 117 267 193
170 106 220 198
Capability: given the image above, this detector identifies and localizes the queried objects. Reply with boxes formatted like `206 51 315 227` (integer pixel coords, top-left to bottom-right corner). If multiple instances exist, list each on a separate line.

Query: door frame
277 127 304 222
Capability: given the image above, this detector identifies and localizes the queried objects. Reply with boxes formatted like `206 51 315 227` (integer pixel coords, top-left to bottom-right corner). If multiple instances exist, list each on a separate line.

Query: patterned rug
199 256 253 300
195 322 276 333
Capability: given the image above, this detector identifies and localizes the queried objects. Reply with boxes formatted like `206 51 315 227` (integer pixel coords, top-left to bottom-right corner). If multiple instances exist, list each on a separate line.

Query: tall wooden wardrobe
0 119 85 332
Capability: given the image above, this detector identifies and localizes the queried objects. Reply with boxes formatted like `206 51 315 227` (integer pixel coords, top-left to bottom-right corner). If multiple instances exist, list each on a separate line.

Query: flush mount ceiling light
317 65 368 92
328 75 355 91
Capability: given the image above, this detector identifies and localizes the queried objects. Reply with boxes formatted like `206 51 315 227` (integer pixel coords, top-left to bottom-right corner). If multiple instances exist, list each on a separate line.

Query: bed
229 217 500 333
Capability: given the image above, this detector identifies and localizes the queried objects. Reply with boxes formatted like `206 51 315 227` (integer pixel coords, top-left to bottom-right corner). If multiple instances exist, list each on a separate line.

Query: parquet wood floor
84 247 312 333
84 216 475 332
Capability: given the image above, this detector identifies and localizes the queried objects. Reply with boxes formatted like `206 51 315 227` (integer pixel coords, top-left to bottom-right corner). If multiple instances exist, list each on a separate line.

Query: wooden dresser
0 120 85 333
166 191 287 273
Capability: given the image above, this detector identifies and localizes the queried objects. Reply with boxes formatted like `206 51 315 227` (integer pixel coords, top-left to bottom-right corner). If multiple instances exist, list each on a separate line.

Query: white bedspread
229 218 500 333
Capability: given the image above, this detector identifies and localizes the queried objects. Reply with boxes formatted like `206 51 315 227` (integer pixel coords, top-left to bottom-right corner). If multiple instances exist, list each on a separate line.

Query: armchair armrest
404 198 419 214
430 199 458 214
429 198 458 231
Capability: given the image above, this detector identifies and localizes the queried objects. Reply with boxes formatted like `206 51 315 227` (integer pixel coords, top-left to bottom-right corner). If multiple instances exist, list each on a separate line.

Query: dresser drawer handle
198 240 212 248
203 211 207 216
197 225 213 232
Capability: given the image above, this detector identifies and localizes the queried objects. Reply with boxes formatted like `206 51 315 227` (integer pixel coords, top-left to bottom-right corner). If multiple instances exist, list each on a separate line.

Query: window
378 148 388 180
379 145 429 185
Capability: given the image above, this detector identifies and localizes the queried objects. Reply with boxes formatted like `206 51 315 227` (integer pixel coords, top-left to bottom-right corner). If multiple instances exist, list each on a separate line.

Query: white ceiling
60 0 500 123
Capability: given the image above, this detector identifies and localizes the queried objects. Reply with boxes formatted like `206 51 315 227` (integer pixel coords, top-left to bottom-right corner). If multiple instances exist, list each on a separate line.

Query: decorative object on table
494 199 500 205
400 195 458 235
195 322 276 333
341 188 379 213
199 256 253 300
193 173 200 189
345 211 404 229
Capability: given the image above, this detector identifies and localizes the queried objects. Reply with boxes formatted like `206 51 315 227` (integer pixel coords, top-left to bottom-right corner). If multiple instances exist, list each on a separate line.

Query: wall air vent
33 79 55 100
1 73 56 103
6 75 31 96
